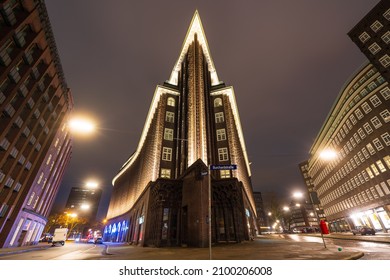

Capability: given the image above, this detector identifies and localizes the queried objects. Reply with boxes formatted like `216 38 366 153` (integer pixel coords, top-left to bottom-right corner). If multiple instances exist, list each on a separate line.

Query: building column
373 208 388 233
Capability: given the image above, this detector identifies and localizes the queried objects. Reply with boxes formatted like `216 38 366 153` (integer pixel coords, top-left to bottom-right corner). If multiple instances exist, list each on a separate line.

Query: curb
344 252 364 260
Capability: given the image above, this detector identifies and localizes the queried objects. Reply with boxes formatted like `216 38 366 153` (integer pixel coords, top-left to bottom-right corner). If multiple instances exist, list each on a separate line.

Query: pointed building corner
168 10 220 86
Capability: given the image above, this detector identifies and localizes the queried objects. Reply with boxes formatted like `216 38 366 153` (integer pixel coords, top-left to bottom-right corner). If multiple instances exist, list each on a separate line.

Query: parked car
94 238 103 244
352 226 376 235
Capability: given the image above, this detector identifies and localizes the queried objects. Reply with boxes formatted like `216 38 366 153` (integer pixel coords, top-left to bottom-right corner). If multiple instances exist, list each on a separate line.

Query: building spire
168 10 220 86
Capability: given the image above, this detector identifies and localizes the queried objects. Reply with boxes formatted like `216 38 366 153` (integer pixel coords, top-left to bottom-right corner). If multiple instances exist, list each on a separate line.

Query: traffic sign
210 164 237 170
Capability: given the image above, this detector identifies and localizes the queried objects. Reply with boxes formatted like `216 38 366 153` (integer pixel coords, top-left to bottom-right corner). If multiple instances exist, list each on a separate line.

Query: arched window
167 97 175 107
214 98 222 107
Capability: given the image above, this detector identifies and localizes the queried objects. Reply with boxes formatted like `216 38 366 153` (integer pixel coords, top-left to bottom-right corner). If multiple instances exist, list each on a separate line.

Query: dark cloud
45 0 379 218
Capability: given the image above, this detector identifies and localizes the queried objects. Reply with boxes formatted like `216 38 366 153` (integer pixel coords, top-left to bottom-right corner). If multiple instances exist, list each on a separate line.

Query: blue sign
210 164 237 170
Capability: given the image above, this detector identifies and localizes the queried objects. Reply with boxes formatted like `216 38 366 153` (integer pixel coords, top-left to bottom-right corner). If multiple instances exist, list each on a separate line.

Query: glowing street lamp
80 203 90 210
319 149 338 161
85 181 99 189
68 117 96 134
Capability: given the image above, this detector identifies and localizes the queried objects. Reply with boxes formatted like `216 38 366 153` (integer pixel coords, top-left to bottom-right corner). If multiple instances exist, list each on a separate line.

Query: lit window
160 168 171 178
214 98 222 107
368 43 381 55
220 170 230 179
384 156 390 169
376 160 387 173
215 112 224 123
162 147 172 161
366 167 374 179
218 148 229 161
361 102 371 114
380 87 390 100
359 32 370 43
167 97 175 107
379 55 390 68
362 148 370 159
373 138 384 151
382 31 390 44
369 95 382 107
381 132 390 146
46 154 52 165
27 192 35 206
371 116 382 129
370 20 383 32
216 129 226 141
165 111 175 123
380 110 390 122
164 128 174 141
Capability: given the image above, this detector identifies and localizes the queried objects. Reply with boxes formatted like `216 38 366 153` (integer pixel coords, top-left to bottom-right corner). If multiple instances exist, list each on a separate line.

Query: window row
320 155 390 205
324 180 390 217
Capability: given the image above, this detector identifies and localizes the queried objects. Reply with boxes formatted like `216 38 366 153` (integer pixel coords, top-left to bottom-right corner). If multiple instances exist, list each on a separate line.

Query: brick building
104 11 257 247
0 0 73 247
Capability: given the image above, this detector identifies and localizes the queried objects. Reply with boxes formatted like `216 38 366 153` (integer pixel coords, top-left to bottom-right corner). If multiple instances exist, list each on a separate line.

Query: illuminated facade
302 63 390 233
105 11 257 247
0 0 73 247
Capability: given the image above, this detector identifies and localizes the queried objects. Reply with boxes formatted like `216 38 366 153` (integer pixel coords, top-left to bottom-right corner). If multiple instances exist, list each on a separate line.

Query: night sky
45 0 379 219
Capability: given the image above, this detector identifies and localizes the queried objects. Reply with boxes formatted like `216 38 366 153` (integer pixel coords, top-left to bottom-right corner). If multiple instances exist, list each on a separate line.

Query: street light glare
86 181 99 188
319 149 338 161
68 118 95 134
293 192 303 198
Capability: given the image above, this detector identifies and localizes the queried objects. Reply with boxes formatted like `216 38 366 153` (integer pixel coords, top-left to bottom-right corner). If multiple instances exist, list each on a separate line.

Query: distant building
105 11 257 247
0 0 73 248
288 199 318 232
301 63 390 233
65 187 102 222
348 0 390 83
253 191 267 233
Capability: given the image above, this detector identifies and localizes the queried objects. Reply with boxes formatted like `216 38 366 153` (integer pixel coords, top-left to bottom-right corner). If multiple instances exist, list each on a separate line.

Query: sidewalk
0 235 371 260
302 232 390 244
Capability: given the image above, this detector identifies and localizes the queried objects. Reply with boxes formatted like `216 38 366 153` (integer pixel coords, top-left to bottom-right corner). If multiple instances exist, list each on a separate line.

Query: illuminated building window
216 129 226 141
381 132 390 146
366 167 374 179
379 55 390 68
165 111 175 123
164 128 174 141
215 112 224 123
376 160 387 173
382 31 390 44
354 133 360 143
214 98 222 107
368 43 381 55
369 95 382 107
371 116 382 128
167 97 175 107
384 156 390 169
359 32 370 43
380 110 390 123
380 87 390 100
361 102 371 114
27 192 35 206
373 138 384 151
220 170 230 178
370 20 383 32
218 148 229 161
162 147 172 161
160 168 171 178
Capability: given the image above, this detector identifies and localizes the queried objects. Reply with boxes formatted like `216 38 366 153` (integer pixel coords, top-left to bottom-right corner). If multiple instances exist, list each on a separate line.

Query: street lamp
68 117 96 135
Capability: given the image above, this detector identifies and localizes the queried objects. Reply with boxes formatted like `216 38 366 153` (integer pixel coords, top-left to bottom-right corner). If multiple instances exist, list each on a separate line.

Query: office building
348 0 390 83
0 0 73 247
104 11 257 247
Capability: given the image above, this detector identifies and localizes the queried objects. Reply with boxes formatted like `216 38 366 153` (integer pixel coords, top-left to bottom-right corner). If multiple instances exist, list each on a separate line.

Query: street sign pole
208 164 212 260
